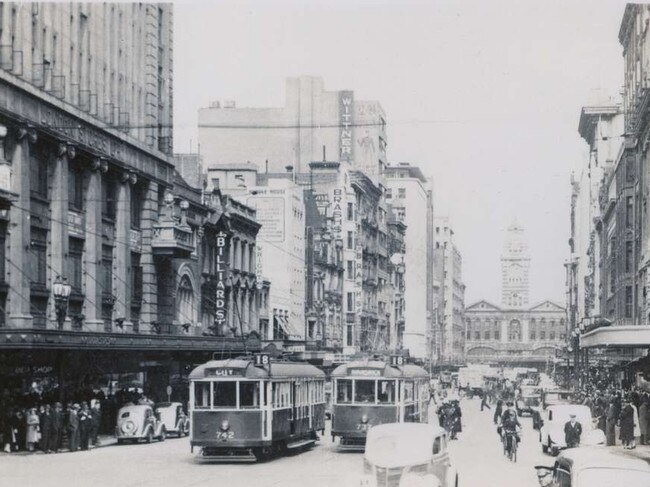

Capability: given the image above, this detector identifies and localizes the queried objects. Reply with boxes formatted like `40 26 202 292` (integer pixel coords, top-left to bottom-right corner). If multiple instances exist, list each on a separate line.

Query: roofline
577 105 622 145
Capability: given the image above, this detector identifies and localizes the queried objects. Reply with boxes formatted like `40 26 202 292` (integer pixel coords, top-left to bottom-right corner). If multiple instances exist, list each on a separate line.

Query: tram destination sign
205 368 243 377
348 368 382 377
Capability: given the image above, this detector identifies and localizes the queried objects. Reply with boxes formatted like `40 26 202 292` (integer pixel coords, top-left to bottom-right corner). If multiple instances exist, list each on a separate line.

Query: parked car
155 402 189 438
115 404 166 444
539 405 605 456
533 389 575 431
358 423 458 487
534 446 650 486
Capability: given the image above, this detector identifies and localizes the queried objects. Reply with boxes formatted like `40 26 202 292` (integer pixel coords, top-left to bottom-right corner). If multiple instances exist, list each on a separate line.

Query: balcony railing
152 220 194 257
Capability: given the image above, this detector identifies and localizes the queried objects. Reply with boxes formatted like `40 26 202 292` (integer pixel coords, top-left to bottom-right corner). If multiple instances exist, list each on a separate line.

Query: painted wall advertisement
339 90 354 164
247 193 286 242
332 187 343 240
215 231 229 329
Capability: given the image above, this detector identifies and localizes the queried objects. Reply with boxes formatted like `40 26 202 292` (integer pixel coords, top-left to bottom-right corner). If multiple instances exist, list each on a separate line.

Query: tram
331 357 430 450
188 355 326 461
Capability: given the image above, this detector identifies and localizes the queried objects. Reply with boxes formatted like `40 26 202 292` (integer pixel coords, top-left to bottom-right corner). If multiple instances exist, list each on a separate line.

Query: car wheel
146 430 153 444
160 429 166 442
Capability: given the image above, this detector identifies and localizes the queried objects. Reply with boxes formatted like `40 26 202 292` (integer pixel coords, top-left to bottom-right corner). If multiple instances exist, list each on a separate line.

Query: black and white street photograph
3 1 650 486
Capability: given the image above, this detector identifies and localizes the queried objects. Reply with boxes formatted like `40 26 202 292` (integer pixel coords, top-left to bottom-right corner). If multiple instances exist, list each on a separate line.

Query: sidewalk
1 434 117 457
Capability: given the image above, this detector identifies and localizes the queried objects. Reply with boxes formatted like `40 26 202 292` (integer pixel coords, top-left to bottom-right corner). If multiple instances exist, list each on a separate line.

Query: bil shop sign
215 231 229 328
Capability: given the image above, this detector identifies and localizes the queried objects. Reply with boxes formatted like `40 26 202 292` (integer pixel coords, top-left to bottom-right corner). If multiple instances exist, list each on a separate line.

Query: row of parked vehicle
115 402 190 445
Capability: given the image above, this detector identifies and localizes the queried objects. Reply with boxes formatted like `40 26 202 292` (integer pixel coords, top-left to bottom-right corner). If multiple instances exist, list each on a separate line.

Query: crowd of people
0 387 159 454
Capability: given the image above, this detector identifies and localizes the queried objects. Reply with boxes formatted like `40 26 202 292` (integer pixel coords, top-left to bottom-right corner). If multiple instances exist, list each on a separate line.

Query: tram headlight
361 414 369 424
220 420 230 432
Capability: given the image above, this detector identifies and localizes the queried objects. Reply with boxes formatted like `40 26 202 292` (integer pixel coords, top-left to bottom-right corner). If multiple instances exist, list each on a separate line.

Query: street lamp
52 276 72 330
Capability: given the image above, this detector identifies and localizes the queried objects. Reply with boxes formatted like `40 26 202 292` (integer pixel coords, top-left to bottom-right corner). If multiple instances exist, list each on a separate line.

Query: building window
494 324 500 340
102 175 117 220
474 330 480 340
508 320 521 342
347 292 354 312
30 151 48 198
625 285 633 318
398 188 406 199
131 184 143 229
625 241 633 273
68 238 84 292
347 231 354 250
626 196 634 227
101 245 113 295
347 261 354 280
484 330 491 340
346 324 353 347
176 274 195 325
68 165 84 211
29 228 47 287
386 188 392 199
530 330 536 341
540 331 546 340
347 203 354 221
550 332 556 340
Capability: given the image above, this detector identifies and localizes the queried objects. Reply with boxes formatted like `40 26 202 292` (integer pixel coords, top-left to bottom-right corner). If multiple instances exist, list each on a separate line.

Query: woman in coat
25 408 40 452
639 396 648 445
620 400 635 449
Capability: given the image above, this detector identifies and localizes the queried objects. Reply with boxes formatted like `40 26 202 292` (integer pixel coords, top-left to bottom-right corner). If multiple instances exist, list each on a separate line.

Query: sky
173 0 625 305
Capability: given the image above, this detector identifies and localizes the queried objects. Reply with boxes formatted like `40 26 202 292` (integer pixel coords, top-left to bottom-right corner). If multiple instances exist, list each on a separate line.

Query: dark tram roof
189 359 325 380
331 360 429 379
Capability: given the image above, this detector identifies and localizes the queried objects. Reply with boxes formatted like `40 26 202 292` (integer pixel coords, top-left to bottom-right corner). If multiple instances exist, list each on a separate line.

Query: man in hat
564 413 582 448
49 402 64 453
67 404 80 452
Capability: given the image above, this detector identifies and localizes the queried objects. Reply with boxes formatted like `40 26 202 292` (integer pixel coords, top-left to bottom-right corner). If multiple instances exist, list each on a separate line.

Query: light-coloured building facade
466 224 565 365
385 162 434 360
433 217 466 363
206 167 306 343
198 76 388 183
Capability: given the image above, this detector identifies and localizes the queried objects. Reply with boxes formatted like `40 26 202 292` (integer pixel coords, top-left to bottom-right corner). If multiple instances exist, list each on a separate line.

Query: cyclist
498 401 521 455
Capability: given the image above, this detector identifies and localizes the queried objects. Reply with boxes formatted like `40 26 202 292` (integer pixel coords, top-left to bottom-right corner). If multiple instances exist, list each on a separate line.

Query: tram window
194 381 211 409
240 381 260 409
354 380 376 404
213 381 237 408
337 379 353 404
377 380 396 404
404 382 414 402
432 436 442 455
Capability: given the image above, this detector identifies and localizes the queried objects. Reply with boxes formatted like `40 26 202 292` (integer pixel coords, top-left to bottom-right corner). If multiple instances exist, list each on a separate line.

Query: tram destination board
204 368 244 377
347 368 382 377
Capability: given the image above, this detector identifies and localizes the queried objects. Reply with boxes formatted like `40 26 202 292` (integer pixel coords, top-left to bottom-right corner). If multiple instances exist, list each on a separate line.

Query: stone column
83 159 105 332
48 142 72 329
140 180 159 333
6 128 35 328
113 172 132 332
250 289 258 333
501 320 508 344
227 285 234 334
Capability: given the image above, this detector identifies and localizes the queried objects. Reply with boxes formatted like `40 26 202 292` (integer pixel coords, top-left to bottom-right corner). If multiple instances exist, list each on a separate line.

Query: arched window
529 318 537 341
176 274 197 326
539 318 546 340
508 320 521 342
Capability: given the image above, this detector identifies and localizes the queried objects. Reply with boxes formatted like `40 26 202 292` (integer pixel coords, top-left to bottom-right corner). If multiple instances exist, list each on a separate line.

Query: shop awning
581 325 650 349
274 315 303 340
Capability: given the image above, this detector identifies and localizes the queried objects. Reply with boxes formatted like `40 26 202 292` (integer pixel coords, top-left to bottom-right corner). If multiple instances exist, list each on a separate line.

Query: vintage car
532 389 575 431
155 402 190 438
516 386 542 424
115 404 166 444
358 423 458 487
534 446 650 487
539 405 605 456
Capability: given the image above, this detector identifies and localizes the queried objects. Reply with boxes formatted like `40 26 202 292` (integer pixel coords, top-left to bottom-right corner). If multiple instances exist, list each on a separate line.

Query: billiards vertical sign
339 90 354 164
215 231 229 333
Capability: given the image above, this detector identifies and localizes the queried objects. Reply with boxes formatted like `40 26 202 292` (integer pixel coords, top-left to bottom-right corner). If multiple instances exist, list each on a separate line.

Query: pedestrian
620 399 635 449
39 404 53 453
78 402 91 451
50 402 64 453
564 414 582 448
632 398 641 448
25 407 40 452
606 399 617 446
11 410 24 452
67 404 80 452
90 400 102 446
493 399 503 424
640 395 648 446
480 393 491 412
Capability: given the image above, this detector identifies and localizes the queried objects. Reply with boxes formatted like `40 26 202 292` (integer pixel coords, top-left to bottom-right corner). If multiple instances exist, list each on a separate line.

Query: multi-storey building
0 3 266 405
206 166 306 347
433 218 466 363
385 162 434 361
387 212 407 350
466 224 565 367
198 76 388 184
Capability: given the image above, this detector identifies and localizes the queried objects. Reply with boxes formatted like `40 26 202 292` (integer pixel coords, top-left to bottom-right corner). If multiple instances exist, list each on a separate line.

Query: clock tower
501 223 530 308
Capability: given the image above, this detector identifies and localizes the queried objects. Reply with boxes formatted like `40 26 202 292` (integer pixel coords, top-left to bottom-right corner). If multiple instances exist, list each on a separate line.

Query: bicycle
502 430 518 462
